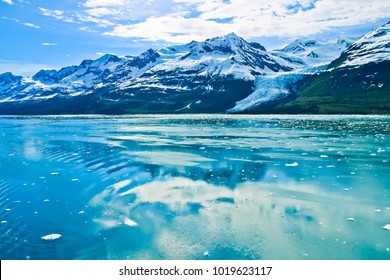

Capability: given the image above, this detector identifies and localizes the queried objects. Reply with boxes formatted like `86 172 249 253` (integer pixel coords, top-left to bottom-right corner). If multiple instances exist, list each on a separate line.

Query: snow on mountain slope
128 33 293 85
272 36 359 70
336 21 390 68
0 72 24 97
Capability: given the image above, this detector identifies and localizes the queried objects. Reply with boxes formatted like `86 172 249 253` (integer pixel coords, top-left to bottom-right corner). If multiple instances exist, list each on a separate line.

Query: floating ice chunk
43 199 50 202
1 221 7 224
71 178 79 182
50 172 59 175
5 208 11 211
204 251 209 256
320 155 329 158
41 234 62 240
377 148 385 153
374 209 381 212
78 211 85 214
285 162 299 167
123 217 138 227
346 218 355 221
383 224 390 231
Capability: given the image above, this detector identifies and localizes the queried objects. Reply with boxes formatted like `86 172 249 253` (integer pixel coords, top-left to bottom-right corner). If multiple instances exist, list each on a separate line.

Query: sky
0 0 389 76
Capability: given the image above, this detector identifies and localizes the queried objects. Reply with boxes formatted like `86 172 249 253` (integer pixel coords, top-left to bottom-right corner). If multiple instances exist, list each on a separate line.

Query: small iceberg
383 224 390 231
346 218 355 221
41 234 62 240
285 162 299 167
123 217 138 227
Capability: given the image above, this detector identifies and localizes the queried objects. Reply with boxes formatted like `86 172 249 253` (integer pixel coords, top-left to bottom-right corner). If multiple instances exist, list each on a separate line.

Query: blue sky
0 0 389 76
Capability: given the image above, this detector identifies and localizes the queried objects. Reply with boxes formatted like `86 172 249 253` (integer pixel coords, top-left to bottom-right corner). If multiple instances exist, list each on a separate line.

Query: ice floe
41 234 62 240
123 217 138 227
285 162 299 167
383 224 390 231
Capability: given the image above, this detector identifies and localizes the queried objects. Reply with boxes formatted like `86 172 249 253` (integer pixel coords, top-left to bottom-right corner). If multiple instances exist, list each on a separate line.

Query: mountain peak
96 54 121 64
187 33 251 56
225 32 239 38
335 21 390 68
0 72 23 85
0 72 18 79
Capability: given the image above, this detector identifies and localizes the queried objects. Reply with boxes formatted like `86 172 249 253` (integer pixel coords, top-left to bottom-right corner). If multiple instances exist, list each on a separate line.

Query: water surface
0 115 389 259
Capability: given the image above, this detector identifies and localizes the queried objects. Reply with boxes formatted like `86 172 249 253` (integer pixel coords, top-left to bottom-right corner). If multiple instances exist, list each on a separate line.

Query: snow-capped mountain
0 25 387 114
274 36 358 68
0 33 301 113
109 33 294 99
227 36 358 112
333 22 390 68
277 21 390 114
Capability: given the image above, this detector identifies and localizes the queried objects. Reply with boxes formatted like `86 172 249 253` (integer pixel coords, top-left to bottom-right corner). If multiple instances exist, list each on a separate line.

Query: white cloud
85 7 119 17
102 0 390 43
38 1 390 44
39 7 64 18
23 22 40 28
1 0 14 5
104 14 230 43
79 26 94 32
77 14 114 27
42 42 58 46
1 16 40 29
39 7 76 23
83 0 178 21
84 0 127 8
39 6 115 27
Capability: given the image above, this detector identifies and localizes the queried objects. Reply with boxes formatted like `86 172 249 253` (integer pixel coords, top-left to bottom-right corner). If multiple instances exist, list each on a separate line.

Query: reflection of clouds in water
24 140 43 160
2 116 388 259
125 151 216 167
89 173 390 259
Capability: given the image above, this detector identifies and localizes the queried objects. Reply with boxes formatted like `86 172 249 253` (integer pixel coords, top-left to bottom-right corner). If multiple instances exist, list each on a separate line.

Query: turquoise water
0 115 389 260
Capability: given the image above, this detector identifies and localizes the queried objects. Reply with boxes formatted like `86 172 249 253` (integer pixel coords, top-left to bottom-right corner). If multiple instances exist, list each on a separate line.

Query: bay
0 114 389 260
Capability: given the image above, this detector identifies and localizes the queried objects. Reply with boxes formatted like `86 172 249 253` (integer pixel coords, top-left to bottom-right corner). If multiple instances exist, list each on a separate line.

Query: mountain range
0 21 389 114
